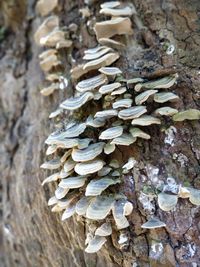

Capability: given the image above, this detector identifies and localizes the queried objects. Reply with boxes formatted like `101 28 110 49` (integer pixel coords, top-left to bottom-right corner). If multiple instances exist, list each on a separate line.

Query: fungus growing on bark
35 0 200 254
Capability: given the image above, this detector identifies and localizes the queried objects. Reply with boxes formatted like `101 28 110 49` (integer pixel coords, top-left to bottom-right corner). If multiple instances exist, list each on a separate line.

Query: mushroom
111 87 126 95
98 167 112 176
188 188 200 205
99 67 122 76
59 176 87 189
118 106 147 120
134 74 178 92
63 157 76 172
40 83 60 96
55 186 69 199
113 99 133 109
61 150 72 163
157 192 178 211
94 17 133 40
36 0 58 16
154 92 179 103
34 16 59 45
141 217 166 229
42 172 60 186
40 158 61 170
49 108 63 119
104 142 116 155
112 199 130 229
83 52 120 72
86 195 115 220
61 203 76 220
122 157 136 172
131 115 161 126
99 126 123 140
76 196 92 215
71 142 105 162
48 196 58 206
129 127 151 139
83 47 113 60
135 89 158 105
99 82 121 94
95 109 118 119
75 159 105 175
100 6 134 17
172 109 200 121
154 107 178 116
86 115 106 128
85 236 107 253
60 92 94 110
46 144 58 155
99 38 125 49
100 1 120 9
111 134 136 146
95 223 112 236
85 177 120 196
76 74 108 93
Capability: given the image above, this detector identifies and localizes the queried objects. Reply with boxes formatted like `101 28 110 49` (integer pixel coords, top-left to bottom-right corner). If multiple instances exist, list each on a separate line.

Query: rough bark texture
1 0 200 267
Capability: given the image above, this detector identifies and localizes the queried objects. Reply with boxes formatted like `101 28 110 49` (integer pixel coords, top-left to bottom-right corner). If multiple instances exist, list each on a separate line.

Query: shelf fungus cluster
34 1 72 96
35 0 200 253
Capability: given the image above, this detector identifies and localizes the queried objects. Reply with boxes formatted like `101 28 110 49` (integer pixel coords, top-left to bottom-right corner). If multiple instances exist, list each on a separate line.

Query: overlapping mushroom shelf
35 0 200 253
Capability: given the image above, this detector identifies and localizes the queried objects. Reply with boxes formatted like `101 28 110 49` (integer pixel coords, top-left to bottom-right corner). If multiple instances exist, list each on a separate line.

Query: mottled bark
1 0 200 267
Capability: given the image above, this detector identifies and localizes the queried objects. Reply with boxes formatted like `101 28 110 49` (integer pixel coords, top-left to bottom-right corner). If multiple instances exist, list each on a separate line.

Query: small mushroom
83 47 113 60
154 92 179 103
61 203 76 220
85 177 120 196
135 89 158 105
75 159 105 175
188 188 200 205
42 172 60 186
99 82 121 94
86 195 115 220
83 52 120 72
178 186 191 199
85 236 107 253
111 134 136 146
100 6 134 17
154 107 178 116
141 217 166 229
56 40 72 49
84 45 107 54
46 144 58 155
63 157 76 172
40 158 61 170
131 115 161 126
99 67 122 76
34 16 59 45
76 74 108 93
104 142 116 155
172 109 200 121
40 29 65 47
111 87 126 95
46 123 86 143
72 142 105 162
95 223 112 236
94 17 133 40
95 109 118 119
99 37 125 49
135 74 178 92
113 99 133 109
59 176 87 189
122 157 136 172
98 167 112 176
157 192 178 211
55 186 69 199
86 115 106 128
61 150 72 163
48 196 58 206
60 92 94 110
49 108 63 119
36 0 58 16
76 196 92 215
99 126 123 140
118 106 147 120
112 199 130 229
129 127 151 139
40 83 60 96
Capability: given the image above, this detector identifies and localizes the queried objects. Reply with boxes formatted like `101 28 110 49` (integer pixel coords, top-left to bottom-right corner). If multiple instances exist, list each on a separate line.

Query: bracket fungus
36 0 200 254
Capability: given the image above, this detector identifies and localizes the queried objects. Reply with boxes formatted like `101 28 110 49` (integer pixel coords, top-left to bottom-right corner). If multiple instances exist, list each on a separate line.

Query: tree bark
1 0 200 267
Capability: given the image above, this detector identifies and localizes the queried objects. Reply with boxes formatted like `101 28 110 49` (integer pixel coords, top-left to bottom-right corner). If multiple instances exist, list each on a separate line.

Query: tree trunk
1 0 200 267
